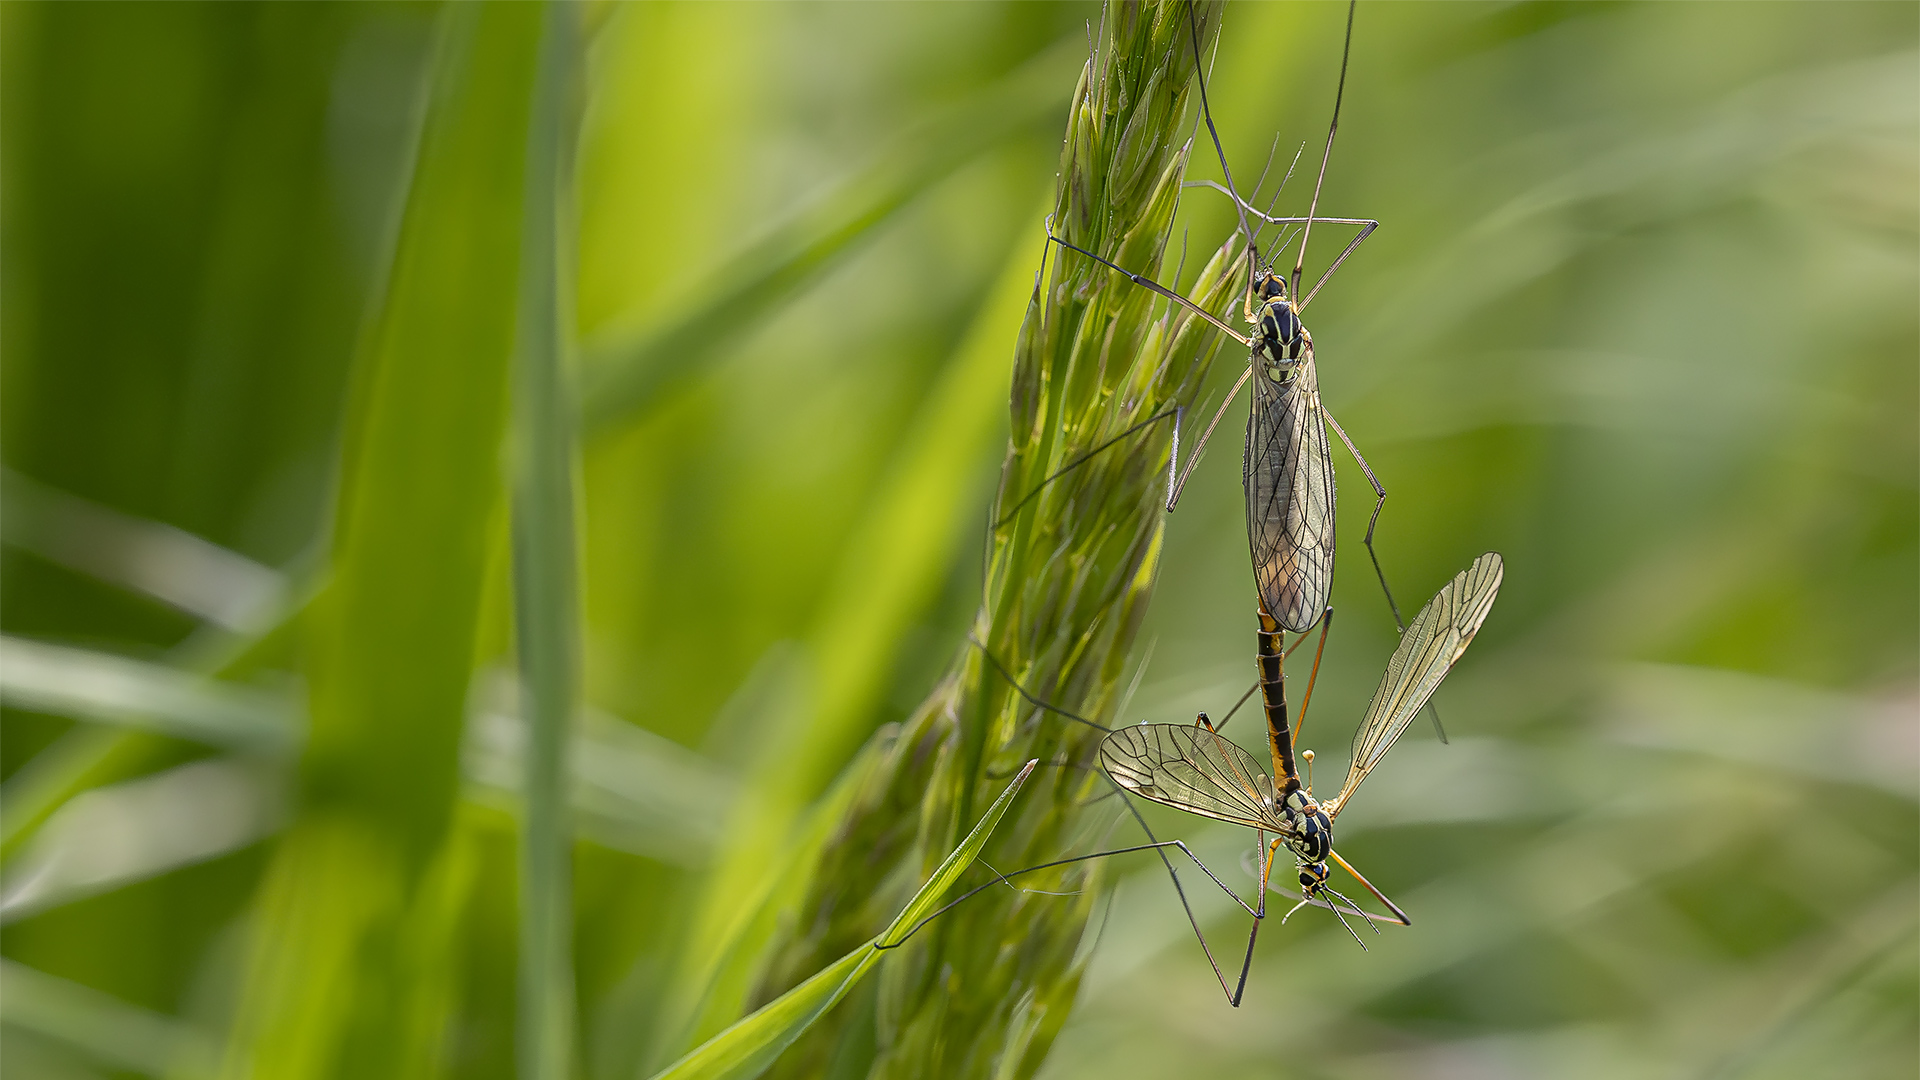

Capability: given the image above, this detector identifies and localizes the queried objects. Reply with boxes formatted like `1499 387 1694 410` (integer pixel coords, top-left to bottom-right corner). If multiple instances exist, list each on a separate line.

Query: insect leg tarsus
1167 364 1253 513
1203 677 1262 735
1329 849 1412 927
1184 182 1383 312
1044 232 1251 346
967 633 1112 734
874 832 1264 1007
1300 218 1378 310
1291 607 1334 751
996 404 1180 528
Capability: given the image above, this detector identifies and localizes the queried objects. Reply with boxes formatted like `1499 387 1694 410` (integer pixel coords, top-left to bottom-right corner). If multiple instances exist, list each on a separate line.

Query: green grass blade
659 718 895 1063
0 467 287 633
510 4 584 1079
0 958 217 1077
646 761 1037 1080
0 726 127 865
213 4 546 1076
0 636 298 754
869 759 1041 945
0 635 295 867
0 640 735 875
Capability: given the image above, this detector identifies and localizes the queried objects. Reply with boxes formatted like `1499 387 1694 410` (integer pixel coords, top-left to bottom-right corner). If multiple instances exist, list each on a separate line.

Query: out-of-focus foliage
0 3 1913 1080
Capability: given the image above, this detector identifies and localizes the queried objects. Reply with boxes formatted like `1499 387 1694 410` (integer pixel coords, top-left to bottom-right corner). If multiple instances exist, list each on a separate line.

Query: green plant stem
512 4 584 1080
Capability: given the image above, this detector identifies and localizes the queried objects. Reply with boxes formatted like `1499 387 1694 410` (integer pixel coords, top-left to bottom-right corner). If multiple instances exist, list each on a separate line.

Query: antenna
1291 0 1358 301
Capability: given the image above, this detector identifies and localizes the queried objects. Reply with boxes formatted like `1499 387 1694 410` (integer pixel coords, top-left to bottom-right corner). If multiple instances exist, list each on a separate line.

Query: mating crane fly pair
886 1 1507 1008
891 554 1503 1006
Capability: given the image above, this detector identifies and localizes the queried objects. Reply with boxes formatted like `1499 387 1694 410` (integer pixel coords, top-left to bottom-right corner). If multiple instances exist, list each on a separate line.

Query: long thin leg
1328 850 1412 926
965 638 1278 1003
1320 408 1448 743
996 405 1180 528
1262 879 1404 928
1291 606 1333 750
875 835 1264 1007
1045 233 1250 347
1214 835 1285 1006
1204 677 1262 735
1044 230 1255 515
968 633 1112 734
972 634 1255 755
1209 621 1322 740
876 840 1258 943
1293 218 1375 311
1111 775 1261 1006
1184 182 1381 311
1166 364 1251 512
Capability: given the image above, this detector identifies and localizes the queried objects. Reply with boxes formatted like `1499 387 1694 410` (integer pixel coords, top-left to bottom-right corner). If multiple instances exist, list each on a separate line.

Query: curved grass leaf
0 636 298 755
647 760 1038 1080
0 958 216 1076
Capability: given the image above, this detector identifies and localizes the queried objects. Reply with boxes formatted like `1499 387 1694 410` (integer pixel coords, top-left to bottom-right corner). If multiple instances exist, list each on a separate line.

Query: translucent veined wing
1245 352 1335 633
1326 552 1504 817
1099 724 1283 832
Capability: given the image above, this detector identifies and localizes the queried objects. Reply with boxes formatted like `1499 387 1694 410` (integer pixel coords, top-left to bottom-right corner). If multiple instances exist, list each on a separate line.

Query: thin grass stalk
511 4 584 1080
742 3 1248 1077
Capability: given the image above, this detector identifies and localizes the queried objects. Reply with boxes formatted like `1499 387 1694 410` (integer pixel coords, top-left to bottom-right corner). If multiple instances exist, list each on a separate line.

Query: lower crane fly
881 553 1505 1007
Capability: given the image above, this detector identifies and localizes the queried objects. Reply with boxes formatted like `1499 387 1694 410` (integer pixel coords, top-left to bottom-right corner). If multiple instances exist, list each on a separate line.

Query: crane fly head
1255 269 1289 303
1298 859 1331 894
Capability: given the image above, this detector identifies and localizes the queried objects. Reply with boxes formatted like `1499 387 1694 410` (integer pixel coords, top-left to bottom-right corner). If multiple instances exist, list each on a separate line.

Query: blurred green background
1 2 1913 1080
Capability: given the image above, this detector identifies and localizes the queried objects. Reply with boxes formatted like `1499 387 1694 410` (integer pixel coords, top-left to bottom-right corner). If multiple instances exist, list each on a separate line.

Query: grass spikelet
739 3 1251 1077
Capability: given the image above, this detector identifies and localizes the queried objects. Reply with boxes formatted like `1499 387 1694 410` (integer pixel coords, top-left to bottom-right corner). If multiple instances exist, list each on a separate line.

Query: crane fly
1038 3 1453 736
881 553 1504 1007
